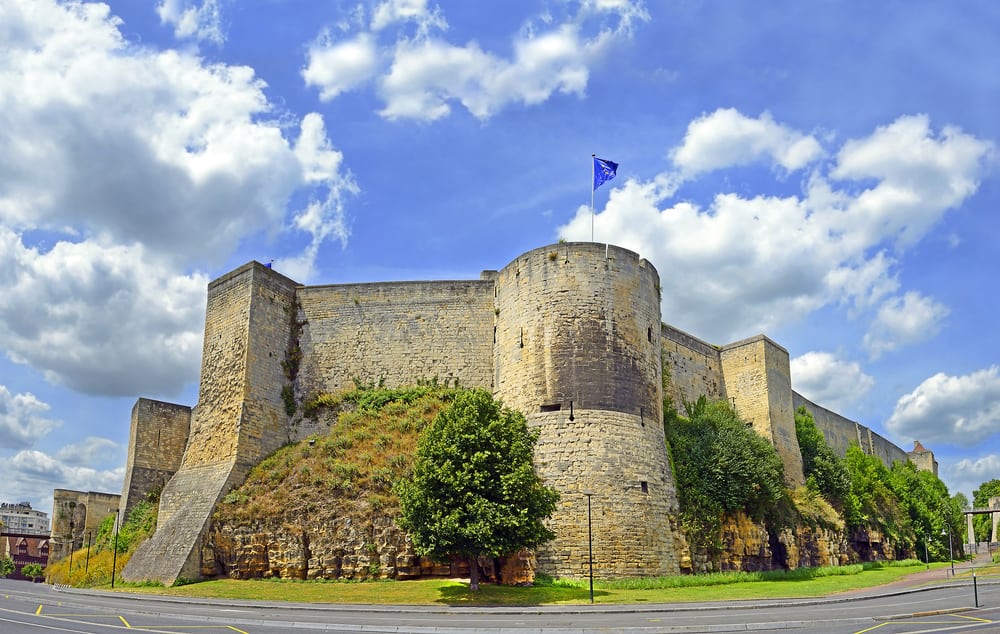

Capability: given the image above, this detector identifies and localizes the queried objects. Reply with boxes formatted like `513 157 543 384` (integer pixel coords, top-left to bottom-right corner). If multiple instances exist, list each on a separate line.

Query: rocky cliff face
687 512 901 574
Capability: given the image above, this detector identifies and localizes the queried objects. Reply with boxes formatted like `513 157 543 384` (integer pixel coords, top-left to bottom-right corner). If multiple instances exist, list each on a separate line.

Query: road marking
854 623 890 633
227 627 250 633
953 613 993 623
120 614 132 627
36 604 43 615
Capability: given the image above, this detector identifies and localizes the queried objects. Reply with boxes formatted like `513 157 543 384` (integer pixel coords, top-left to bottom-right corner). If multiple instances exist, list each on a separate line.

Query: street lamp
110 508 120 588
68 521 74 577
85 530 93 573
583 492 594 604
924 535 929 570
944 527 954 577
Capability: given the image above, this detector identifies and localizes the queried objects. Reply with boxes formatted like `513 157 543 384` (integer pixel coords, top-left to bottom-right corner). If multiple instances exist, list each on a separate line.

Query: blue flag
593 156 618 190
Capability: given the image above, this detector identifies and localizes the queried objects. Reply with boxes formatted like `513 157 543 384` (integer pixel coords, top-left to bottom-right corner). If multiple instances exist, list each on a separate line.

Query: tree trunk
469 555 480 591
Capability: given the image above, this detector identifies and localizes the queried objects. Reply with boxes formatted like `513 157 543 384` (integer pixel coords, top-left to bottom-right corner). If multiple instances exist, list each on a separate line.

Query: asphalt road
2 576 999 633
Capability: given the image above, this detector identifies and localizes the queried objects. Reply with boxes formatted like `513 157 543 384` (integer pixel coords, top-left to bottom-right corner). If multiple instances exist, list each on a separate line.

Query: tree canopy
395 388 559 590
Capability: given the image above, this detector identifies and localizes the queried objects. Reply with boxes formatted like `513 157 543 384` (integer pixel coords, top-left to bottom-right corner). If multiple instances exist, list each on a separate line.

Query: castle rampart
792 392 908 469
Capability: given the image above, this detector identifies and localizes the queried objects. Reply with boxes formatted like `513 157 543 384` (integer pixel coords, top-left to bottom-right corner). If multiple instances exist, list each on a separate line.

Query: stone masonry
118 242 932 585
48 489 120 566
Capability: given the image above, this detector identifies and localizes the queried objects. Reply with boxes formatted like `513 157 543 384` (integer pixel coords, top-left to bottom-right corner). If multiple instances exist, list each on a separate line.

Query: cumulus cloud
0 386 60 451
302 0 648 120
670 108 824 177
5 449 124 512
886 367 1000 448
559 110 993 344
0 0 358 395
942 454 1000 500
156 0 225 45
790 351 875 413
863 291 949 359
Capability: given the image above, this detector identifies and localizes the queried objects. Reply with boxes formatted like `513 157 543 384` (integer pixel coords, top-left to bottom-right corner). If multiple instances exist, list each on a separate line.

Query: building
0 503 49 536
1 532 50 581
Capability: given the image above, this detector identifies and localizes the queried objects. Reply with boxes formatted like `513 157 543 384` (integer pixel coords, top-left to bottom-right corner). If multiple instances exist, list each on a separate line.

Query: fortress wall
660 324 726 411
792 392 908 469
494 243 679 577
295 280 495 397
721 336 804 485
792 392 860 459
119 399 190 522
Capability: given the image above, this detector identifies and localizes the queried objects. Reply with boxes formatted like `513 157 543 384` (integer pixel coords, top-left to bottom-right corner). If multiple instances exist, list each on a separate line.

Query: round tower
494 242 680 578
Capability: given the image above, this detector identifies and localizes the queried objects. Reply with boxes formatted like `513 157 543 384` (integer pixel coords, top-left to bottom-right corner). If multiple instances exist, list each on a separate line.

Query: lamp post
946 526 955 577
924 535 929 570
110 508 120 588
85 530 92 573
584 492 594 604
68 521 74 577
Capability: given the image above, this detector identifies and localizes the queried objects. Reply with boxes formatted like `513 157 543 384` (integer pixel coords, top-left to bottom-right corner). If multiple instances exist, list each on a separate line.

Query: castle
112 242 933 586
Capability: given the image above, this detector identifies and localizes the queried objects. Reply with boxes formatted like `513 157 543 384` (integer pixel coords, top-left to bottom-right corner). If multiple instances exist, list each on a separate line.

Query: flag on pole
593 156 618 190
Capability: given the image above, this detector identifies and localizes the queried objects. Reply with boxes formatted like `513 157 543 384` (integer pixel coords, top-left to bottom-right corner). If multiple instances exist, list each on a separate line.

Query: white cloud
0 386 60 451
5 449 124 513
790 351 875 413
559 111 992 344
304 0 648 121
670 108 824 177
0 0 358 395
303 33 379 101
942 454 1000 501
886 367 1000 448
863 291 949 359
156 0 225 46
55 437 122 468
371 0 447 35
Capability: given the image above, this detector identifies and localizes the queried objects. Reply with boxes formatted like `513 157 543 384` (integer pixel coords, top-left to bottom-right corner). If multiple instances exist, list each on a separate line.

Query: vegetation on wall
664 396 788 555
396 388 559 591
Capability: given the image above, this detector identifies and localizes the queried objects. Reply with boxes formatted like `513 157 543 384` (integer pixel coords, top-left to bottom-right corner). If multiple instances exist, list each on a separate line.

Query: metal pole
68 521 74 578
85 531 92 573
111 509 120 588
949 527 954 577
924 537 929 570
586 493 594 604
973 568 979 608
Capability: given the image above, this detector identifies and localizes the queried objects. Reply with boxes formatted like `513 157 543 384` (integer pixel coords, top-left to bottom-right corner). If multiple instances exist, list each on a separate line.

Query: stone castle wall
792 392 908 469
119 398 190 521
48 489 120 565
661 324 726 408
295 279 496 400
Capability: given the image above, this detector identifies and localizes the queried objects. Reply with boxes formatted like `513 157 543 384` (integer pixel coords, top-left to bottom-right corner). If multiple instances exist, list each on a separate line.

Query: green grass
112 561 992 606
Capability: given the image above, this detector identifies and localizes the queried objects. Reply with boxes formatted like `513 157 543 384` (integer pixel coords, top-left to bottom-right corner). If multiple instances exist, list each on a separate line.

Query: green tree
665 397 787 554
843 444 909 550
794 407 850 509
395 388 559 591
21 563 43 582
0 556 13 578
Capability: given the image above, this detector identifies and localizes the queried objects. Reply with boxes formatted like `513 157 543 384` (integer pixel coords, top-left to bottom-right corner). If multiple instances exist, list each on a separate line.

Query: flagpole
590 154 597 242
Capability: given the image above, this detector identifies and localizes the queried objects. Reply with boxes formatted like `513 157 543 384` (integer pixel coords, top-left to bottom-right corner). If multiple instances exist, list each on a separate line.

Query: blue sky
2 0 998 519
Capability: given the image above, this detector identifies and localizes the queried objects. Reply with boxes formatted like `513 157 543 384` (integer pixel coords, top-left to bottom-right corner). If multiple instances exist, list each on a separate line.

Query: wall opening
640 481 648 494
539 403 561 413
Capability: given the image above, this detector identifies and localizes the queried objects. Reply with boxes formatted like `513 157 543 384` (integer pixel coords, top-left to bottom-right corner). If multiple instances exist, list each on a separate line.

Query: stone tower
493 243 681 577
122 262 298 585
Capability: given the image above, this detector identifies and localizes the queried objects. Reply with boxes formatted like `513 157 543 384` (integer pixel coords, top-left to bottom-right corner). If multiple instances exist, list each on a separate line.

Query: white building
0 502 50 536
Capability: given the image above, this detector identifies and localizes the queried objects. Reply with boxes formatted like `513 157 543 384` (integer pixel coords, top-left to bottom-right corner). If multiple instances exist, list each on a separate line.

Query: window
640 481 648 494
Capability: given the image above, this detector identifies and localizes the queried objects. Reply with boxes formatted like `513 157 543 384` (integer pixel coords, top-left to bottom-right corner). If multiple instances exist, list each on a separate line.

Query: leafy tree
0 556 13 578
843 445 909 549
21 563 43 582
794 407 850 509
665 397 787 554
972 479 1000 542
887 460 962 561
396 388 559 590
